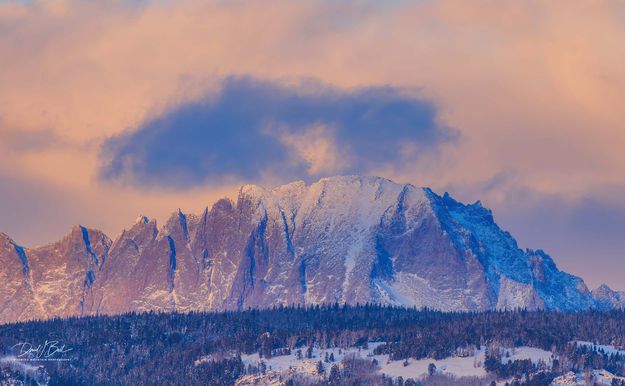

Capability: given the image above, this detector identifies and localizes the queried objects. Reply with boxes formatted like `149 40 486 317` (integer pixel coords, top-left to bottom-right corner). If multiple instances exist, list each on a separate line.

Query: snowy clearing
240 343 555 381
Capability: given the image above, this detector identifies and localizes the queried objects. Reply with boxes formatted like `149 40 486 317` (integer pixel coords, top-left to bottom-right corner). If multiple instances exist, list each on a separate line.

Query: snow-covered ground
575 341 625 356
552 369 625 386
594 369 625 385
237 342 625 385
499 346 554 365
239 343 554 381
548 342 625 386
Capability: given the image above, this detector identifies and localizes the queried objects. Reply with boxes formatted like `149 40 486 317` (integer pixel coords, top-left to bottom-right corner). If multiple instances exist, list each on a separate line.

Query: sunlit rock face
0 226 110 322
0 176 607 324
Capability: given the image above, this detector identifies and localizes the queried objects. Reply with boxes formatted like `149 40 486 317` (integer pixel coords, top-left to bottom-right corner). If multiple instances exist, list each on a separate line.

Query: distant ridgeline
1 306 625 385
1 176 624 324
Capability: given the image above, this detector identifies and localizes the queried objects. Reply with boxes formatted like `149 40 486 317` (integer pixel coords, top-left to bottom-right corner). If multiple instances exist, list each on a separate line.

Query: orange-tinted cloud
1 0 624 288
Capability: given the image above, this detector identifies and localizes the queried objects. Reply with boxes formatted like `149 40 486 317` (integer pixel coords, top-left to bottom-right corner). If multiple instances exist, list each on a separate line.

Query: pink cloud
0 0 624 286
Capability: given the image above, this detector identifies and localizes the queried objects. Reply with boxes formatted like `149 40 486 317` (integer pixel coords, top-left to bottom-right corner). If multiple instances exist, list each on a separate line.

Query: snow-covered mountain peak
135 215 150 224
65 224 101 244
128 215 157 232
592 284 625 310
0 175 620 323
239 183 268 200
160 208 192 241
595 283 614 293
271 179 306 195
316 174 398 187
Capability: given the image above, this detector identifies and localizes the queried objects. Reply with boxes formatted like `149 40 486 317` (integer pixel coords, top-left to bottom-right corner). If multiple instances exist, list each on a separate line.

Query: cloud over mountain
1 0 625 289
100 77 454 187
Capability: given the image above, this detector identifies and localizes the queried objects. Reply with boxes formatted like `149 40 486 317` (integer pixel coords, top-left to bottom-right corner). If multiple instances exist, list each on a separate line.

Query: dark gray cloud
99 77 454 187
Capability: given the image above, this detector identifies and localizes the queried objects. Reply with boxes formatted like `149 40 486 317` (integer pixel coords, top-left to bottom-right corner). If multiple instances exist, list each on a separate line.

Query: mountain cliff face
0 176 618 324
592 284 625 310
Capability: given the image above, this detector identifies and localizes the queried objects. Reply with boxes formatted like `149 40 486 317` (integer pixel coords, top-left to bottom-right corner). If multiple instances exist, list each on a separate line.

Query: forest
1 305 625 385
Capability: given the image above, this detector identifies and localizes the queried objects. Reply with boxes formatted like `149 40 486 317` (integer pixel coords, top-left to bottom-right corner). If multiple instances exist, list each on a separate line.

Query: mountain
0 175 617 324
592 284 625 310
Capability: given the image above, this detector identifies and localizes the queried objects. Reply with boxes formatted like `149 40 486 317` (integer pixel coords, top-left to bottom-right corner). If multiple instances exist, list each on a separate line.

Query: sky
1 0 624 290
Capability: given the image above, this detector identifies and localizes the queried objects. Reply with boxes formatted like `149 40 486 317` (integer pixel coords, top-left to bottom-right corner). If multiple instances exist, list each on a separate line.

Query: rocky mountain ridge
0 175 622 324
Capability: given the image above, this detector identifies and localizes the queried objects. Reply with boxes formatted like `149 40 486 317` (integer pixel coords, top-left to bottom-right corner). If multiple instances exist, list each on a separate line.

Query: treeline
0 305 624 385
